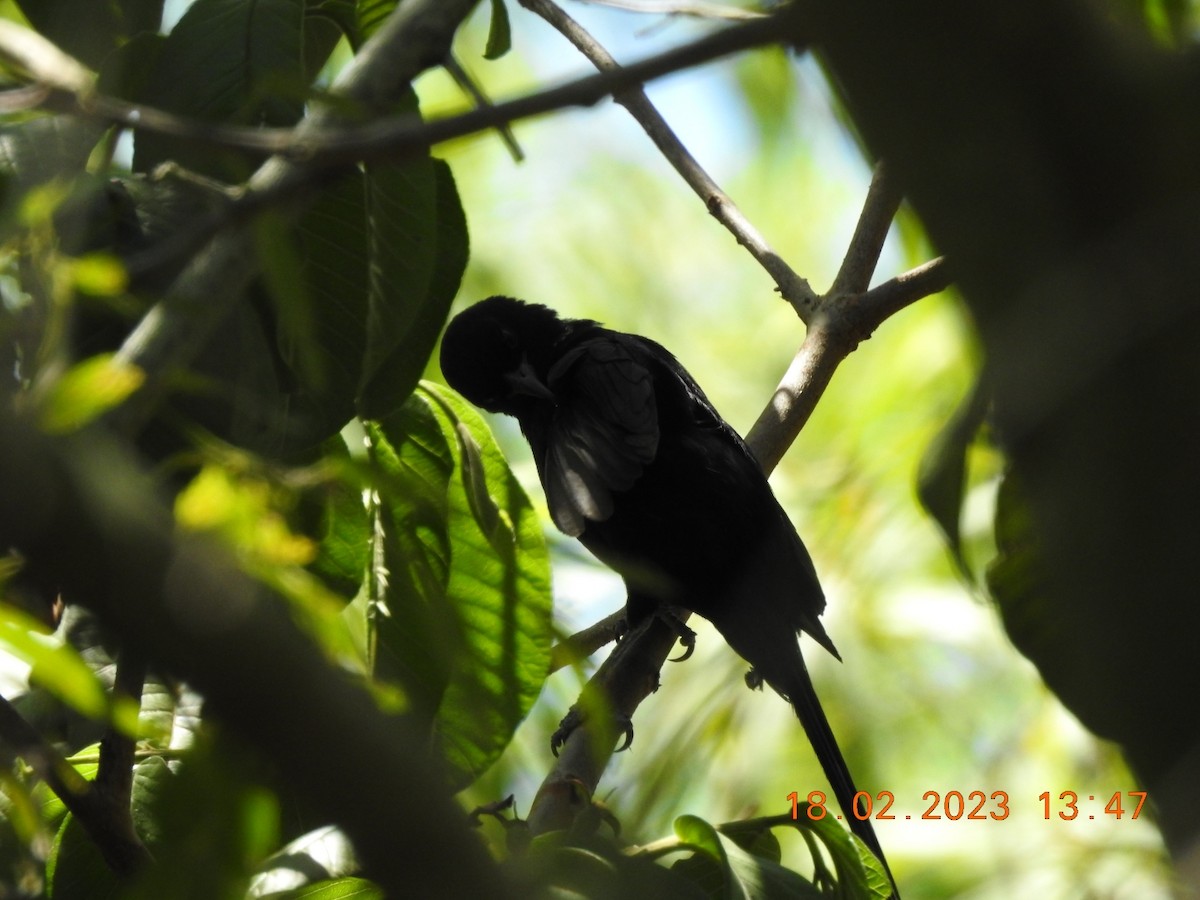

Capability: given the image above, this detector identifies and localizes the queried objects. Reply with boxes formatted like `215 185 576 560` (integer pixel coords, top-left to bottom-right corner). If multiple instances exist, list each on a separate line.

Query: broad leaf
370 382 552 787
133 0 307 176
15 0 164 70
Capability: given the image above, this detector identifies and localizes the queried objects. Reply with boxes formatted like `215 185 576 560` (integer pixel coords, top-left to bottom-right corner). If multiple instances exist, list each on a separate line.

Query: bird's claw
550 707 635 756
659 607 696 662
744 667 764 691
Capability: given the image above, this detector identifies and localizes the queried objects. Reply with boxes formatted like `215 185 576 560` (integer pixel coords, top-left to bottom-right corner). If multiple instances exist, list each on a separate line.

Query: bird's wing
543 338 659 536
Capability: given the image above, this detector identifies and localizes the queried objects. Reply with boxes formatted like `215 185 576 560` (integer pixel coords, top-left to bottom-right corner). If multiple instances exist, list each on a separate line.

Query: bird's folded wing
544 339 659 536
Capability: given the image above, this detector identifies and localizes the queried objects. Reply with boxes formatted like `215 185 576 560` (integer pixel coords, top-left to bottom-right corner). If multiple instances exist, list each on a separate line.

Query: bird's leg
658 606 696 662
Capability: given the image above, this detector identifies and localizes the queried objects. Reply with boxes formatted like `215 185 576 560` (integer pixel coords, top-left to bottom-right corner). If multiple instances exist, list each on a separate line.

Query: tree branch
520 0 819 317
0 694 151 876
0 9 804 169
106 0 482 434
0 409 511 898
828 160 903 299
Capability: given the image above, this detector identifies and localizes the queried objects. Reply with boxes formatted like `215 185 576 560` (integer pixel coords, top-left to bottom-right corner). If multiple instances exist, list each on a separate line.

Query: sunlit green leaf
276 877 384 899
37 354 144 434
175 465 358 661
369 382 551 787
0 604 108 720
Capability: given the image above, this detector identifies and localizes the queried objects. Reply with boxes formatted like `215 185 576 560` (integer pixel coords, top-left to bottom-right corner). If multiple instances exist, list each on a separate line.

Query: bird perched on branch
440 295 895 893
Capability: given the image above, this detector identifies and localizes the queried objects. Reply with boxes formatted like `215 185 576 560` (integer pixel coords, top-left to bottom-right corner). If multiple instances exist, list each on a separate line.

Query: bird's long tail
785 662 899 899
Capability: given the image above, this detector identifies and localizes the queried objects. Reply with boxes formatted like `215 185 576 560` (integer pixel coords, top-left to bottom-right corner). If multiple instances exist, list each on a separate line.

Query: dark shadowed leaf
15 0 164 70
133 0 306 176
357 158 468 418
916 373 988 582
485 0 513 60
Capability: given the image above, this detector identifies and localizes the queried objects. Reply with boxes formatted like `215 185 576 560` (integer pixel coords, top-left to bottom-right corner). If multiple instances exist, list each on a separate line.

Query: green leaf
369 382 552 787
37 354 144 434
125 736 280 900
355 0 397 45
357 158 468 418
306 440 371 600
47 813 121 900
0 604 109 720
133 0 307 176
672 815 823 900
14 0 164 70
275 877 384 899
915 373 989 582
484 0 512 60
284 170 370 432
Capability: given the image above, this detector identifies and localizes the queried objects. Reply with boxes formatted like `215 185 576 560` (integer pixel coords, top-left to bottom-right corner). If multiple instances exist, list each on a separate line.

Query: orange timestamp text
787 790 1148 822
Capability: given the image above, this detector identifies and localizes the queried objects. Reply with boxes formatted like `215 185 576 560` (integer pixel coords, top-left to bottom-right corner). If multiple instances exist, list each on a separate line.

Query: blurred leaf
0 604 108 720
249 826 361 896
125 736 280 900
915 373 988 582
46 813 120 900
302 0 348 78
731 46 798 153
356 0 397 44
484 0 512 60
69 254 128 297
275 877 383 899
672 815 823 899
175 465 358 661
369 382 552 787
37 354 144 434
307 440 371 600
14 0 164 69
133 0 307 176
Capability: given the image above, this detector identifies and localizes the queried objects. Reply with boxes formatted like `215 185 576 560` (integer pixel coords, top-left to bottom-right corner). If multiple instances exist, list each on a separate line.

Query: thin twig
746 255 952 471
573 0 767 20
0 9 803 168
520 0 818 317
829 160 904 298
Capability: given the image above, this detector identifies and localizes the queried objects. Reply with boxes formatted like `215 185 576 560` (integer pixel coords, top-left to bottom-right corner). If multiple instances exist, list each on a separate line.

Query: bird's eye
500 328 519 350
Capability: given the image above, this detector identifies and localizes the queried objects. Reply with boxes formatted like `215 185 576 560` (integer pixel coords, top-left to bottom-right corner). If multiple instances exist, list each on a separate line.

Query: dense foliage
1 0 1196 897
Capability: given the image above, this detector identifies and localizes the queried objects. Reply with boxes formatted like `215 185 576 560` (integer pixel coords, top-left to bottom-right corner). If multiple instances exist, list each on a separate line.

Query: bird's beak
505 358 555 402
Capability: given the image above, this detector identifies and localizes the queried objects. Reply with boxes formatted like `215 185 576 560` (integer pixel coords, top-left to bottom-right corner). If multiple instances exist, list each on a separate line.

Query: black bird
440 296 895 890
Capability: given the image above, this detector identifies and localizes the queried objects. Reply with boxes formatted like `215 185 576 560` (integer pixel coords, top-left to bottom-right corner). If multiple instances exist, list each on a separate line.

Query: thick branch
521 0 818 316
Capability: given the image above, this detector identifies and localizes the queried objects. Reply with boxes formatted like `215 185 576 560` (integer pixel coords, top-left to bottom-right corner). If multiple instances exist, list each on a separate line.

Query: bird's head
439 296 566 414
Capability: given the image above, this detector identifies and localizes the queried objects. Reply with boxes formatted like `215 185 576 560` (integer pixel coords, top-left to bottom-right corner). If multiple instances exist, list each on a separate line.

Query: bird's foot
658 606 696 662
550 707 635 757
744 667 765 691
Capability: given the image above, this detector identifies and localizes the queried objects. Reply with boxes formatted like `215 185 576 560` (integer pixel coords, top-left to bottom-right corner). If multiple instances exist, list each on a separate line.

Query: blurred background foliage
423 4 1179 897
